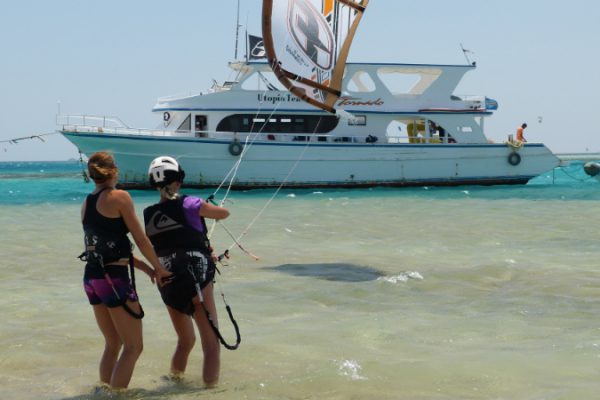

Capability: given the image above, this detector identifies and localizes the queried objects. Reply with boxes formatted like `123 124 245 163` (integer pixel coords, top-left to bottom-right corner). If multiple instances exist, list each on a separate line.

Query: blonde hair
159 181 180 200
88 152 118 183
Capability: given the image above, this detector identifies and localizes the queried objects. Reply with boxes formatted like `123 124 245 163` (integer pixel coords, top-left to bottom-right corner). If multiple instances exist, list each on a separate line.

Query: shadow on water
57 379 227 400
269 263 385 282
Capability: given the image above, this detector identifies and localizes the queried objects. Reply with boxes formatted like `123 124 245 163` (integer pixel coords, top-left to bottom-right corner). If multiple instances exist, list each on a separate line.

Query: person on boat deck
516 123 528 142
80 151 171 390
437 124 446 139
430 122 453 143
143 156 230 388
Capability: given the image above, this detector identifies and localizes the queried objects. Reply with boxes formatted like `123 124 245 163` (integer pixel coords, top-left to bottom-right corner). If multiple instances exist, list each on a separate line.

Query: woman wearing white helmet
143 156 229 387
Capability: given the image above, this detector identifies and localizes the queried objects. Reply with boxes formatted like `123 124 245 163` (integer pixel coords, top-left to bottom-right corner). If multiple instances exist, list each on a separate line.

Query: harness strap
187 262 241 350
124 255 145 319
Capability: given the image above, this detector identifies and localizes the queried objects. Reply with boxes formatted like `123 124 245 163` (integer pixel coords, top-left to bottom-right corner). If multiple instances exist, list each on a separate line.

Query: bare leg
165 305 196 375
192 283 220 388
106 300 144 389
92 305 122 384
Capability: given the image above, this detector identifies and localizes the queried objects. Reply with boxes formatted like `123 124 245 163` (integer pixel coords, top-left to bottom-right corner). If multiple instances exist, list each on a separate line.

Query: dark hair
88 152 118 183
522 123 528 128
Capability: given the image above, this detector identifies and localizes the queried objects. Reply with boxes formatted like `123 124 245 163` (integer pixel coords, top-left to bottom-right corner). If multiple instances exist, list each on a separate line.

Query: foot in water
161 371 185 383
92 382 128 396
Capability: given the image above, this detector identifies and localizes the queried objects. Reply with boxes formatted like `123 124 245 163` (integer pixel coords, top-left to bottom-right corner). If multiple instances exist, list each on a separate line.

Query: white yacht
60 0 558 189
60 60 559 189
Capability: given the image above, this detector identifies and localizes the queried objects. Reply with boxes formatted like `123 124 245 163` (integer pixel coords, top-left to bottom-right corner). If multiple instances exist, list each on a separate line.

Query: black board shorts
157 250 216 315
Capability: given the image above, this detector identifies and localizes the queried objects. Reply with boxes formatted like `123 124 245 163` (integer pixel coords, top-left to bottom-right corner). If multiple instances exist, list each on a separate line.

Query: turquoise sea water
1 161 600 399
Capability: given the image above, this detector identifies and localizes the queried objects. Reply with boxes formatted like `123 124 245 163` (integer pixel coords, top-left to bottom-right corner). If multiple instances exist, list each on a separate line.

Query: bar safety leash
188 263 241 350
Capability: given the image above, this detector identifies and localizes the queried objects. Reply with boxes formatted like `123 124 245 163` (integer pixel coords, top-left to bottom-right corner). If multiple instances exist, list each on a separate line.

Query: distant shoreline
556 153 600 161
0 159 80 163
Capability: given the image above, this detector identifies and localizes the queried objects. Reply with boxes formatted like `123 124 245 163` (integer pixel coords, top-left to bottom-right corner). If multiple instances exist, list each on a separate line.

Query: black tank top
143 195 211 257
81 187 132 265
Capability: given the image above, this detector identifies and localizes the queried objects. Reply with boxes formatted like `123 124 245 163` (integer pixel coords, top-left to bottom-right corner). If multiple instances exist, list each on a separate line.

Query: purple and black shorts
83 264 138 307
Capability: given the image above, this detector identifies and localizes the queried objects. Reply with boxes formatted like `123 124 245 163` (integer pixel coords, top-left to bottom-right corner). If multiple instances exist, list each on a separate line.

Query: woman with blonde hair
144 156 230 387
80 151 171 389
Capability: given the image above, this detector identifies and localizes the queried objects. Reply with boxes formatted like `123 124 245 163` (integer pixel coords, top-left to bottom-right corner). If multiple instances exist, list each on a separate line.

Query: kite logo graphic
248 34 267 60
288 0 334 70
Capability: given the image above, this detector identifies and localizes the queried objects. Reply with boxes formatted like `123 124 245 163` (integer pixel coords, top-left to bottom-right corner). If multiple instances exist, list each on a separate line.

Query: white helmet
148 156 185 187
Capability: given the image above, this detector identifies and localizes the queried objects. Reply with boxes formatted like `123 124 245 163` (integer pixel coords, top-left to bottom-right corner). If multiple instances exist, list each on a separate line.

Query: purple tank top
182 196 205 233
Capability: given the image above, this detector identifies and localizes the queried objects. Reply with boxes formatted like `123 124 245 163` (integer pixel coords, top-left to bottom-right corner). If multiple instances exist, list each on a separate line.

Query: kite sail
262 0 369 113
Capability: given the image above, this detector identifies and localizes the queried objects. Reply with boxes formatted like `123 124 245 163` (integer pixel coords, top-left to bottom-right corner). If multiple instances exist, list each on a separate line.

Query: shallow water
1 162 600 399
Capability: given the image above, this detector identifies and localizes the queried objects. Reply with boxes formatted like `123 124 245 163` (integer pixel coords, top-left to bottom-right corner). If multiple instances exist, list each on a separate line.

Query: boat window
347 71 376 93
216 114 338 133
348 115 367 126
195 115 207 137
376 68 442 95
377 71 421 95
385 118 453 144
177 114 191 132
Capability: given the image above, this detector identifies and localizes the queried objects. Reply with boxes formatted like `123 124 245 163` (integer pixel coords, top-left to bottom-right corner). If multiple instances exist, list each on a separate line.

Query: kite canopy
262 0 369 114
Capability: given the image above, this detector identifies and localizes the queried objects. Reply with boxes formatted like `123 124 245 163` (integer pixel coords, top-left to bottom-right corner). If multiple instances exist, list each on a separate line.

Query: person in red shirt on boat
516 123 528 143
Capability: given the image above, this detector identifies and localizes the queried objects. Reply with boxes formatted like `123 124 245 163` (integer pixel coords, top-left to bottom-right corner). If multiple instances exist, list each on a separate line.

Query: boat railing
157 92 204 102
60 124 188 137
156 81 237 102
386 135 448 144
223 132 449 144
454 94 484 102
56 114 130 129
60 119 453 145
451 94 498 110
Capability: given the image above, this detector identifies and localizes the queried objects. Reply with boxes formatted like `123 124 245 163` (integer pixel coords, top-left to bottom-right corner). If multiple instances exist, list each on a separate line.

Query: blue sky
1 0 598 161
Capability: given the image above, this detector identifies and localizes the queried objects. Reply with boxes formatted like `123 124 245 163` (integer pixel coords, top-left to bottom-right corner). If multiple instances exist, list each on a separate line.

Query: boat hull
62 131 559 189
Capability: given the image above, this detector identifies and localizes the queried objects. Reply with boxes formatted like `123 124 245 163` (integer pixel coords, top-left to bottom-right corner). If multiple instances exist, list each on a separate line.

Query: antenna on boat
460 43 476 66
244 13 249 63
234 0 241 60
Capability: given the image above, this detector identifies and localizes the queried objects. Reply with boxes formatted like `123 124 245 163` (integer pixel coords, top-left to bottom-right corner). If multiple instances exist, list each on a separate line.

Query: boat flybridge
154 61 493 145
60 60 559 189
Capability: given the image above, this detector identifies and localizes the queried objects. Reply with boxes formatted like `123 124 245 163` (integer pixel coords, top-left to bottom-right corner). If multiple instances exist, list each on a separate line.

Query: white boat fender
583 162 600 177
228 139 243 156
508 151 521 166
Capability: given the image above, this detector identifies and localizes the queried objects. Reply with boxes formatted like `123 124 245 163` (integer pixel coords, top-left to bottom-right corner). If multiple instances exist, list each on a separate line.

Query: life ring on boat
163 112 170 122
228 139 243 156
508 151 521 166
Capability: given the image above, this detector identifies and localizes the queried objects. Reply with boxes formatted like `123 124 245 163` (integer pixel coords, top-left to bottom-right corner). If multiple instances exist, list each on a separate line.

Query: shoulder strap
84 187 110 223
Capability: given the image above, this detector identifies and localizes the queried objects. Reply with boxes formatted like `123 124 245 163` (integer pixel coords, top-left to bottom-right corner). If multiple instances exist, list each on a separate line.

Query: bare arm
80 198 87 223
199 201 230 220
132 256 156 284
